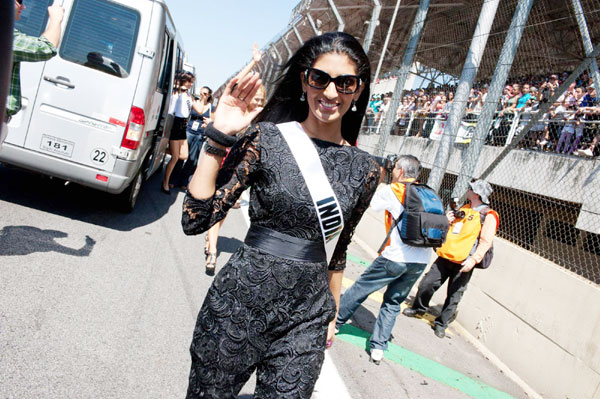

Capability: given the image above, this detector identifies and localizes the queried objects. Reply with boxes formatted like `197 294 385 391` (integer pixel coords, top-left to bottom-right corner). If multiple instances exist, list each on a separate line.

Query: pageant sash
277 121 344 264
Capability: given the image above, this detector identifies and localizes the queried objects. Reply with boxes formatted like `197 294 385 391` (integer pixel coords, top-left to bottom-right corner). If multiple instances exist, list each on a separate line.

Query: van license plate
41 134 74 158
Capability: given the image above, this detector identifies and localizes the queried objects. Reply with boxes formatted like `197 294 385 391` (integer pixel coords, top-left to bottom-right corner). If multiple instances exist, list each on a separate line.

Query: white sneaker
370 348 384 364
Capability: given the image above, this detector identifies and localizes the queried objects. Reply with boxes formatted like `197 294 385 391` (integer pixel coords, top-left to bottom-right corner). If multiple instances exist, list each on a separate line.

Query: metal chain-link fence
357 0 600 284
223 0 600 284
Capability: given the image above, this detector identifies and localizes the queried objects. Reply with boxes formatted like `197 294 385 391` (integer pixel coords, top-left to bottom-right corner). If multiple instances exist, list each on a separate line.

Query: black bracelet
204 122 237 147
204 142 228 157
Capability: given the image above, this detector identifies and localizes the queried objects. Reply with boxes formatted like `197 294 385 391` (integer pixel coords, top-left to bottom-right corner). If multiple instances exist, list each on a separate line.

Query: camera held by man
373 153 399 184
449 197 466 219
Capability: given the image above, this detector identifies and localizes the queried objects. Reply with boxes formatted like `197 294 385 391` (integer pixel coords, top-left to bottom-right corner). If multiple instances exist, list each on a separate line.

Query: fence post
293 23 303 45
406 111 415 135
272 46 282 65
427 0 500 192
571 0 600 89
506 111 521 146
375 0 430 156
281 33 292 61
306 13 320 35
373 0 402 85
363 0 382 54
327 0 345 32
452 0 535 198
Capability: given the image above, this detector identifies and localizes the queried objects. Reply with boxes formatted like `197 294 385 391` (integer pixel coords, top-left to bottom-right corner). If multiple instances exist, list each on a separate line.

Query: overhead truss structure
215 0 600 97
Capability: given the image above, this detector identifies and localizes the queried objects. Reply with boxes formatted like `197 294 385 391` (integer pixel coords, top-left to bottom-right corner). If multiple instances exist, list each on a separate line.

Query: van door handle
43 76 75 89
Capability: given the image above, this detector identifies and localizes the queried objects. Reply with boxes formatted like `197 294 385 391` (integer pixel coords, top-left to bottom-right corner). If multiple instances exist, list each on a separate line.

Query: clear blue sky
165 0 300 91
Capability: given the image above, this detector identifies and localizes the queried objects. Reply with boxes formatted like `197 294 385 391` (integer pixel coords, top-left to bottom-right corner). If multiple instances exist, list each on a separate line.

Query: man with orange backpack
403 180 499 338
335 155 448 364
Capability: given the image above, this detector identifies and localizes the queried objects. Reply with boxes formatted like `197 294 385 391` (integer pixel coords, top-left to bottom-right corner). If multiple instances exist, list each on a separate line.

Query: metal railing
363 108 600 158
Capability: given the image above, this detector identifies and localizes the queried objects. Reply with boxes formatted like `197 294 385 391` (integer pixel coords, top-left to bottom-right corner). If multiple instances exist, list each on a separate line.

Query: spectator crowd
366 70 600 158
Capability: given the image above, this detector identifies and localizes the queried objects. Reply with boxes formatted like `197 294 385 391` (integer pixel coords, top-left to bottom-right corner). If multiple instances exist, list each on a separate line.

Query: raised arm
41 2 64 48
182 125 261 235
183 45 264 234
187 58 263 200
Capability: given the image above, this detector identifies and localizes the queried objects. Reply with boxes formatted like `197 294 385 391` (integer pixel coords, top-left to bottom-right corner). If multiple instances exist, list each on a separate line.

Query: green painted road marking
336 324 515 399
346 253 371 267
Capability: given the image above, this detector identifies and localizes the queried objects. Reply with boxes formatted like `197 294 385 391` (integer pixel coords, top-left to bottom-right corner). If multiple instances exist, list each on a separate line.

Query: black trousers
186 246 334 399
411 256 473 328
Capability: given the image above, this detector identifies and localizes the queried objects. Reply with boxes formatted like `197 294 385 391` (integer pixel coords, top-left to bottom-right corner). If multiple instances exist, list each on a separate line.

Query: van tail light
121 106 145 150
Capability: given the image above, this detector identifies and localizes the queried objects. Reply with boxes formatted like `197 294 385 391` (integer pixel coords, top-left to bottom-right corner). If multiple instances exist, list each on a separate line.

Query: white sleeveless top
171 91 192 118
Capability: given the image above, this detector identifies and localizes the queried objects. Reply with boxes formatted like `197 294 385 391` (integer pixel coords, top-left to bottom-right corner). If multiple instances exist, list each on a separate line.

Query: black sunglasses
304 67 361 94
16 0 23 5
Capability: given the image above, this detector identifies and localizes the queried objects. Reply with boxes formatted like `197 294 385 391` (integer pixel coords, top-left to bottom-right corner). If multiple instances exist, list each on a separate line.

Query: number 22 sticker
91 148 108 165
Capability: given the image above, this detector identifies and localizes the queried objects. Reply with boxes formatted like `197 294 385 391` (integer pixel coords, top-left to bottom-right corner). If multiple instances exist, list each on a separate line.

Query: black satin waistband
244 225 326 263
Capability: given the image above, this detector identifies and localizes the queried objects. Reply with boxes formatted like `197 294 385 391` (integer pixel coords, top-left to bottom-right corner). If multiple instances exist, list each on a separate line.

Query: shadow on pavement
343 296 447 350
0 225 96 256
0 164 177 231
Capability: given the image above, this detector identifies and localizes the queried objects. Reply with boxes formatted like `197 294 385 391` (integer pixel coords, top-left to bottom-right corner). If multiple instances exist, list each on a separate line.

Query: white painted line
313 351 353 399
352 235 379 259
238 189 352 398
240 190 251 226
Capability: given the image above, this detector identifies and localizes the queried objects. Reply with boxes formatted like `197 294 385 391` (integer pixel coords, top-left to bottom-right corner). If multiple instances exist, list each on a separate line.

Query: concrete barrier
353 185 600 399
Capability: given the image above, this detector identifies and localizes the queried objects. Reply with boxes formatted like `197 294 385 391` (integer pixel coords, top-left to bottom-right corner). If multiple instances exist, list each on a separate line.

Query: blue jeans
186 129 205 165
336 256 426 351
170 130 205 187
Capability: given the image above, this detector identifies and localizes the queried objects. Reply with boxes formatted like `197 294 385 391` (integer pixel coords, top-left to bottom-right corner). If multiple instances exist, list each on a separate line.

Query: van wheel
118 167 143 212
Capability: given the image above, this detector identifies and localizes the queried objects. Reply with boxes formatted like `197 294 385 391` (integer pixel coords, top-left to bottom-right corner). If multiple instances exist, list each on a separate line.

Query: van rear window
60 0 140 78
14 0 53 37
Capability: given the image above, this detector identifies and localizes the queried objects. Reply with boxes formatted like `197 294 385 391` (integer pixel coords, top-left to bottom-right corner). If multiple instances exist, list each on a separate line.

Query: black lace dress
182 122 379 398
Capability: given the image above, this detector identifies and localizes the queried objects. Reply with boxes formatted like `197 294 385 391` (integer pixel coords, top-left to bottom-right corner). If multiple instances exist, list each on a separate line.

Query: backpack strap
469 205 492 257
390 179 417 205
378 180 415 254
377 213 402 254
476 205 491 226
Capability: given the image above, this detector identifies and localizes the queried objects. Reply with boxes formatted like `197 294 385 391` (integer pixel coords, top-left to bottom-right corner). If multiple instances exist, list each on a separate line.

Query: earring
351 100 357 112
300 92 306 102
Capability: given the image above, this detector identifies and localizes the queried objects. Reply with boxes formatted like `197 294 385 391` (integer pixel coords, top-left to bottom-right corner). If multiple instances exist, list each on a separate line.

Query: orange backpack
436 205 489 264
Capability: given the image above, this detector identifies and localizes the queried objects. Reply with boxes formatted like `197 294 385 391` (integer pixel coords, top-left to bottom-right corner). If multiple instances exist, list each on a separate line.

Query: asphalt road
0 164 529 399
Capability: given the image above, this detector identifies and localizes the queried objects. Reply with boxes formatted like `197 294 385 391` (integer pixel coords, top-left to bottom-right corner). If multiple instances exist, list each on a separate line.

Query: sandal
204 237 210 257
205 251 217 276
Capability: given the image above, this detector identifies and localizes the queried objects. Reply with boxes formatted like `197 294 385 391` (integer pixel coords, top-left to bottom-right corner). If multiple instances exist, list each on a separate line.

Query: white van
2 0 186 211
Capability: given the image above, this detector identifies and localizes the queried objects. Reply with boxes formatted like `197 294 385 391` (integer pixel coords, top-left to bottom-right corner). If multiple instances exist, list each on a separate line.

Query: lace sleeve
328 156 381 270
181 124 261 235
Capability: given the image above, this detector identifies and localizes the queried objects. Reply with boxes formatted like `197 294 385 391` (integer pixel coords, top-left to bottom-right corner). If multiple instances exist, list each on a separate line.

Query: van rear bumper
0 143 137 194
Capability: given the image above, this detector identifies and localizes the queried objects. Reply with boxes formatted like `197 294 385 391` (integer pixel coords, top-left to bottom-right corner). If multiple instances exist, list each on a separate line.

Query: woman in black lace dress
182 33 379 398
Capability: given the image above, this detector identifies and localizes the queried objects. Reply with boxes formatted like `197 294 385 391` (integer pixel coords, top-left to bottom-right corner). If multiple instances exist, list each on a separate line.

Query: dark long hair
202 86 213 103
254 32 371 145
